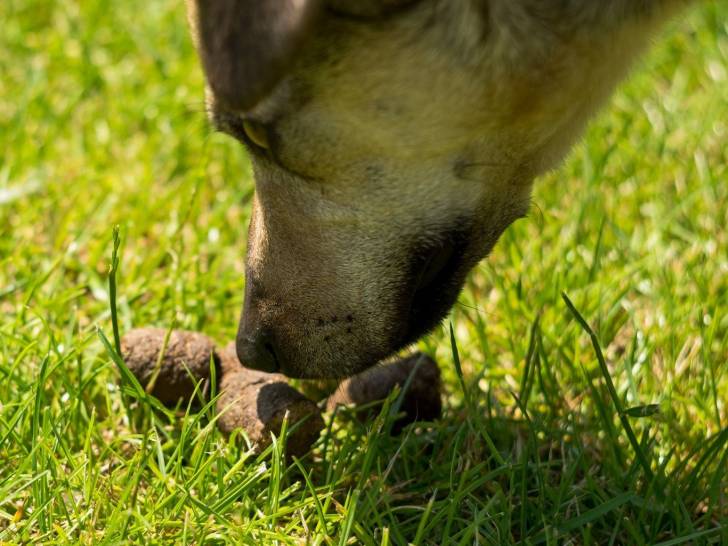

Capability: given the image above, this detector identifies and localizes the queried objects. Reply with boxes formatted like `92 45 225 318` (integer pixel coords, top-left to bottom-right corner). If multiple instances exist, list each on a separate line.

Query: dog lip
400 224 474 345
413 243 456 294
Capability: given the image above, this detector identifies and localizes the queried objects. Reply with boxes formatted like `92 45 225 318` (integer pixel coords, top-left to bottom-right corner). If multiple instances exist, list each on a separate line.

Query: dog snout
235 324 281 374
236 277 282 373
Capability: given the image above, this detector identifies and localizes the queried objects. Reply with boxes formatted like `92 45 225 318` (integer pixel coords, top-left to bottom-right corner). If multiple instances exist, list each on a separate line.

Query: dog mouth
400 225 474 345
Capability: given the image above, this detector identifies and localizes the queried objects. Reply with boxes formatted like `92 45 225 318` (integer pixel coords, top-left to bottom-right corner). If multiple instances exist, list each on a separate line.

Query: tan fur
188 0 692 378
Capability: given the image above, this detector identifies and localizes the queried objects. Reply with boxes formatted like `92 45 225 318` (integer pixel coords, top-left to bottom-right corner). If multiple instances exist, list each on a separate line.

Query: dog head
187 0 654 378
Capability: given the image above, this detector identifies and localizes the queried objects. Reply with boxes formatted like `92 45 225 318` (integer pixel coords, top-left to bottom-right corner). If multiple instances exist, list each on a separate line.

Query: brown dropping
216 345 324 457
327 352 442 431
120 328 218 405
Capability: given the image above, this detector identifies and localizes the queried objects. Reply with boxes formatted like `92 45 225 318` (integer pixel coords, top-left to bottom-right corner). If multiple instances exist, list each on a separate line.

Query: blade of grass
450 322 506 466
338 488 360 546
652 526 724 546
413 488 438 546
292 457 329 536
108 224 122 356
31 354 51 533
561 292 658 489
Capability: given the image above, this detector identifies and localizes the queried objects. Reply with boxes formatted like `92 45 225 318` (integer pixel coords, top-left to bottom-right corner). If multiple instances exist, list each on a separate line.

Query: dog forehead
244 17 505 190
248 0 664 154
240 4 538 238
240 0 664 236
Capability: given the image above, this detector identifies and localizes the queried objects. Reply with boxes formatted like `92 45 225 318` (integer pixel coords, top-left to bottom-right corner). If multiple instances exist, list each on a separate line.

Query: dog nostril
263 342 278 362
236 329 280 374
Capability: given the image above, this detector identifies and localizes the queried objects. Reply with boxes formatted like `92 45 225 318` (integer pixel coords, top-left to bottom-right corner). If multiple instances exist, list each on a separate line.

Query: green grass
1 0 726 543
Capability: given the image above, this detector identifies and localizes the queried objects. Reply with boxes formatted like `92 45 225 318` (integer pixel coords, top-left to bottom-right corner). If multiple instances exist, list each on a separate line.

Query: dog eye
242 120 270 151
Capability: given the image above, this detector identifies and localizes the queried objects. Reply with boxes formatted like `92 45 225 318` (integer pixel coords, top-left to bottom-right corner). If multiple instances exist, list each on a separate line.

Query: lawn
1 1 726 544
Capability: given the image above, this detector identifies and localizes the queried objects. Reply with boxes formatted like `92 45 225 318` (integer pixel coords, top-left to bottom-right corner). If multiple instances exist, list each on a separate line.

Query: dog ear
190 0 321 112
326 0 418 18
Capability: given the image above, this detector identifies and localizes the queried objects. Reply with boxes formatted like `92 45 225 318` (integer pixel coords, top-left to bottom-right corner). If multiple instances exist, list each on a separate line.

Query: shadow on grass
313 399 727 545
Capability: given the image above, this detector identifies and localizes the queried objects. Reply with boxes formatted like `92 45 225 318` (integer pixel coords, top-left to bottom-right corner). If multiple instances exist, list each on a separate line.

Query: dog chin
283 311 455 380
276 343 391 380
279 277 471 379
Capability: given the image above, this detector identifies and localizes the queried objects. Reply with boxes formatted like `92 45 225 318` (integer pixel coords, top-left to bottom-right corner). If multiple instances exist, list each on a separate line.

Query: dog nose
235 327 280 373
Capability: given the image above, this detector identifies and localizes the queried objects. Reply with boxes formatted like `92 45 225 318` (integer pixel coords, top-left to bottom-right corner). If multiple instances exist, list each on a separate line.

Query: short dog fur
186 0 692 378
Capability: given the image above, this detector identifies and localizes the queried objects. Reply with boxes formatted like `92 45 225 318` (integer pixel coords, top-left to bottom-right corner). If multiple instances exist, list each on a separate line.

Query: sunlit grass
1 1 726 543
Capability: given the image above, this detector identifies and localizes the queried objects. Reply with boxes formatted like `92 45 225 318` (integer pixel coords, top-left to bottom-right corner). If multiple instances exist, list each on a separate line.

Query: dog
186 0 692 379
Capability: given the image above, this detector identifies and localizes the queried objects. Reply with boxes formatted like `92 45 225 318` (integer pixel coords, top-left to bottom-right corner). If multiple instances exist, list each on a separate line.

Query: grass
1 0 726 543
